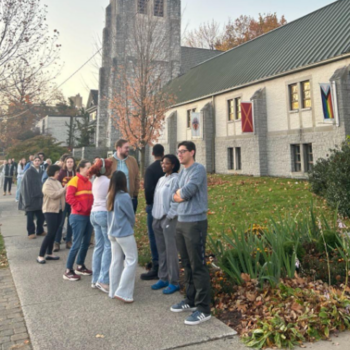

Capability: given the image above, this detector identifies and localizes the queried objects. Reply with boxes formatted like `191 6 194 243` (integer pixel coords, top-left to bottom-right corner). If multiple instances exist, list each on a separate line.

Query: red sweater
66 174 93 216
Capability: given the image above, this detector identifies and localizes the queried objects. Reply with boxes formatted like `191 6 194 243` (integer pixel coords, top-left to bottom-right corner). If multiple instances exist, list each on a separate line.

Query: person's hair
178 141 196 158
107 171 128 211
46 158 52 164
77 159 90 173
60 153 71 162
47 164 61 177
153 144 164 157
38 152 45 158
88 158 113 178
163 154 180 173
19 158 26 166
33 154 41 161
63 156 76 171
114 139 128 149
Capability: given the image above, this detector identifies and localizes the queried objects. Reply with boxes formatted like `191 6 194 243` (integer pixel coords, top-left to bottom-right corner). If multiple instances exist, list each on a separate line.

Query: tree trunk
140 147 146 177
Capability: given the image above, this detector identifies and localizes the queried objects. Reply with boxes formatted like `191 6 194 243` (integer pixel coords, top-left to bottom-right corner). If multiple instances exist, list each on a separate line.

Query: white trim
331 81 340 127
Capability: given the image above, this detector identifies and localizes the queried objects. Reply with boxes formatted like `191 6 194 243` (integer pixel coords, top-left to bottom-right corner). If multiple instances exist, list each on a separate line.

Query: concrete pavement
2 189 350 350
0 190 237 350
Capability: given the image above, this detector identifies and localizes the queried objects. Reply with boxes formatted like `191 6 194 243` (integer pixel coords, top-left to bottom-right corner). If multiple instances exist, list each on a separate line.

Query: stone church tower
96 0 182 149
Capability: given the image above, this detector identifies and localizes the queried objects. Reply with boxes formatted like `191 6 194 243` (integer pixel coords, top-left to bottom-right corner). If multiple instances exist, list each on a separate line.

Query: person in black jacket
19 154 46 239
3 159 15 195
140 144 165 280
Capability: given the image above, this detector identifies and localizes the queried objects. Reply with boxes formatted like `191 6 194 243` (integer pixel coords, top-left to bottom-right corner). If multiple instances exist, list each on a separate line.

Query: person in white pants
0 160 5 191
107 171 137 303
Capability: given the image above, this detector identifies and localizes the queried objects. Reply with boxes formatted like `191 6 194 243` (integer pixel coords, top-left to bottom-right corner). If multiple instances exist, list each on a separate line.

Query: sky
42 0 336 104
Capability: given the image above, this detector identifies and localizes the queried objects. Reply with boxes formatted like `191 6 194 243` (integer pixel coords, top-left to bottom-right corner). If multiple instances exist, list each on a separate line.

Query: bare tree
109 12 176 175
0 0 62 149
184 20 224 50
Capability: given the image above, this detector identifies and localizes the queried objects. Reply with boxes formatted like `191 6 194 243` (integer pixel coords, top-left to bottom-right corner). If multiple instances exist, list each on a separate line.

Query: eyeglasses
177 150 189 155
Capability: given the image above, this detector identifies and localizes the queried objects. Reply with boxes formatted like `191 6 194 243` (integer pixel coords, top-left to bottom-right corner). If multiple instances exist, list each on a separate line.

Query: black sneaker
140 264 159 280
184 310 211 325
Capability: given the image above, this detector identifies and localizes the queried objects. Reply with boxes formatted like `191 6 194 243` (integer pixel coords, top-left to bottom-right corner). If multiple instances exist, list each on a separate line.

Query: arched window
154 0 164 17
137 0 148 14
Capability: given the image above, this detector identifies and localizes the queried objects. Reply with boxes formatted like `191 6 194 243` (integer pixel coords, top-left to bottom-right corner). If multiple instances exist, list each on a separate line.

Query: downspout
211 96 216 174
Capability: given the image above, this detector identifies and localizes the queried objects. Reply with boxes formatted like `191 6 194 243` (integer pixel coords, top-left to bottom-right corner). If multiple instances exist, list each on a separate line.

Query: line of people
16 139 211 326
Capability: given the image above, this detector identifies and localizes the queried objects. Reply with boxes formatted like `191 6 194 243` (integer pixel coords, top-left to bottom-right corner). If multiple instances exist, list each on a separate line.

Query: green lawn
134 174 339 266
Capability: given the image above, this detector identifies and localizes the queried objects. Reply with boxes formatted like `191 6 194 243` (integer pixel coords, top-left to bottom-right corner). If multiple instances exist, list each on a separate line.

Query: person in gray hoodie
151 154 180 294
107 171 137 303
170 141 211 326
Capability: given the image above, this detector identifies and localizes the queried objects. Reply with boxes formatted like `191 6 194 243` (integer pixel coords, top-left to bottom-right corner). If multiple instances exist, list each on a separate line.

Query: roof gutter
170 53 350 108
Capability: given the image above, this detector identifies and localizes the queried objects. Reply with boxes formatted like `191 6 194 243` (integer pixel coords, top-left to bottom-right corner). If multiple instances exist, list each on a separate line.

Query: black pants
26 210 45 236
3 177 12 193
176 220 211 314
39 212 63 257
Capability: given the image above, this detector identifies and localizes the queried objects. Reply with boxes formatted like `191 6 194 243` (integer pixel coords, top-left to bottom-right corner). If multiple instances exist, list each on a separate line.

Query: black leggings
3 177 12 193
39 212 63 257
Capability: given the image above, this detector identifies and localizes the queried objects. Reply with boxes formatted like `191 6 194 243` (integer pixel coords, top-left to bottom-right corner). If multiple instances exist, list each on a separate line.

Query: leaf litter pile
210 269 350 349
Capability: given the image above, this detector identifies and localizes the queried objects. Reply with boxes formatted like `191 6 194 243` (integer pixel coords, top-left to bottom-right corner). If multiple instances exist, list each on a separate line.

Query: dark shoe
53 242 60 252
37 232 47 236
184 311 211 326
46 256 60 261
66 241 72 249
170 300 197 313
63 269 81 281
75 265 92 276
140 265 159 280
36 258 46 264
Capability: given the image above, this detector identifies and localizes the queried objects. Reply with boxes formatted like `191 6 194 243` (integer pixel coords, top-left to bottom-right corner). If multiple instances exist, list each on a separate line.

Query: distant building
36 115 83 147
86 90 99 145
69 94 83 109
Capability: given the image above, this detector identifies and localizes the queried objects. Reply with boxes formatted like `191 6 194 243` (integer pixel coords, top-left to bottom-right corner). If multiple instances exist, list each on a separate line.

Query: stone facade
96 0 182 150
162 59 350 178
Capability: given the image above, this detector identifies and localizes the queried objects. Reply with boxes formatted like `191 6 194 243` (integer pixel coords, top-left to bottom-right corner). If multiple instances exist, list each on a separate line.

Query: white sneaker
96 282 109 293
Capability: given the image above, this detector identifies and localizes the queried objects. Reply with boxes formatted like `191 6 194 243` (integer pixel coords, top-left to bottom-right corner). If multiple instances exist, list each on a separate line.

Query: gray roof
181 47 222 74
169 0 350 106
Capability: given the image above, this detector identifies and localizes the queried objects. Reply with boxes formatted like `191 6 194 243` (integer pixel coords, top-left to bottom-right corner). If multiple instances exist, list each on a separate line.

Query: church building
88 0 350 178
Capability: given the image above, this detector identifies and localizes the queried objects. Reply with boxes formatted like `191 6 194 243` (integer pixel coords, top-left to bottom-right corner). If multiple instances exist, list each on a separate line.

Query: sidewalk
0 191 238 350
2 191 350 350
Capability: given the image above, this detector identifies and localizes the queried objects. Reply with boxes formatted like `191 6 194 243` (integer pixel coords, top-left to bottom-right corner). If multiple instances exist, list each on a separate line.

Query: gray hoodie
176 162 208 222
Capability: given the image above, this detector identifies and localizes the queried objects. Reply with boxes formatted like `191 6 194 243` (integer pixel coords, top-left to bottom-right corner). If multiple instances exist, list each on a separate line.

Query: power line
0 48 102 121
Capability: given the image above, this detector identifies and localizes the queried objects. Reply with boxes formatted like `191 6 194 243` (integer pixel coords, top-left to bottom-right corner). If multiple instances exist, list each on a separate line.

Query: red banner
241 102 254 133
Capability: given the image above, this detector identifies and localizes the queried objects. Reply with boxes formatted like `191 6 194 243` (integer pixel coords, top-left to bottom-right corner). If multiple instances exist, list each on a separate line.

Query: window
235 147 242 170
154 0 164 17
301 81 312 109
227 99 234 121
137 0 148 14
228 148 234 170
289 83 299 111
235 97 241 120
187 108 196 128
304 143 313 172
291 145 301 172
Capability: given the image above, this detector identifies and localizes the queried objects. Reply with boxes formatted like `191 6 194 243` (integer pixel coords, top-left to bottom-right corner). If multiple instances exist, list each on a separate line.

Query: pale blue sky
42 0 336 103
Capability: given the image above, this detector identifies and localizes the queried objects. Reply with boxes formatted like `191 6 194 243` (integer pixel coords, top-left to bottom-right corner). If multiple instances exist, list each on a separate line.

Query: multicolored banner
320 83 334 120
241 102 254 133
191 112 201 137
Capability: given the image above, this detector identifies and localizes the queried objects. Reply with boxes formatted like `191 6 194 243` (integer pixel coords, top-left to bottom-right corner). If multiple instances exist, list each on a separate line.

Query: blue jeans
66 214 93 270
16 177 22 201
55 203 72 244
146 205 158 264
91 211 111 284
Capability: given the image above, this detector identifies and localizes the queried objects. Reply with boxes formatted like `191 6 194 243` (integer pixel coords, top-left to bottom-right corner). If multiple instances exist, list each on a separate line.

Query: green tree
6 135 68 162
75 109 93 147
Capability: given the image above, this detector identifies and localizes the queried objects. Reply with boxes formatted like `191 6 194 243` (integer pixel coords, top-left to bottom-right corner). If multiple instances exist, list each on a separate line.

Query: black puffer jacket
18 166 44 212
4 164 15 177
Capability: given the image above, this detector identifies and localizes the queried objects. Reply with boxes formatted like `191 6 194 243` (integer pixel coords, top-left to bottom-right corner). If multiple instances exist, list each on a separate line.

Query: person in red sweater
63 160 93 281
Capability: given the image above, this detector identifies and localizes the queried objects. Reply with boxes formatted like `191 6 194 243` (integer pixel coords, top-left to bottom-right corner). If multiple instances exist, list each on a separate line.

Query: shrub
309 137 350 218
